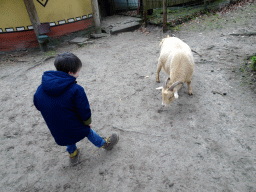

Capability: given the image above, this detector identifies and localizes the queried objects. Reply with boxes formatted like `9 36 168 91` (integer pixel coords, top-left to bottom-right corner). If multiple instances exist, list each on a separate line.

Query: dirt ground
1 2 256 192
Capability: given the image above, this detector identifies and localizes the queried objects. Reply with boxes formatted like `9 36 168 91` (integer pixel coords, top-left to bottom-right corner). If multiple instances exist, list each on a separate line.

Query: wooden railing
146 0 204 9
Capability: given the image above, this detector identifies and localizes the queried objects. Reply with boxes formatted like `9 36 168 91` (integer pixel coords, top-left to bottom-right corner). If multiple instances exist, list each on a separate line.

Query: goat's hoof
156 80 160 83
189 92 193 95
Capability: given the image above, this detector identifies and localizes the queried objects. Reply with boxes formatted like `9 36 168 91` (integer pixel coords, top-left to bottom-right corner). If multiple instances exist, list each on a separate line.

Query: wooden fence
146 0 198 9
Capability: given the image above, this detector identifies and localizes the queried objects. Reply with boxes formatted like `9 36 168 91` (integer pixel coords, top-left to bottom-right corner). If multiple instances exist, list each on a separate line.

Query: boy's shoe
69 148 80 166
102 133 119 150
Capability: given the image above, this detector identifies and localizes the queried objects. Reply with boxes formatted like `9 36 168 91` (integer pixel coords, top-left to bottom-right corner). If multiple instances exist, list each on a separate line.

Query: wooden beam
23 0 41 37
143 0 148 26
91 0 101 34
23 0 44 51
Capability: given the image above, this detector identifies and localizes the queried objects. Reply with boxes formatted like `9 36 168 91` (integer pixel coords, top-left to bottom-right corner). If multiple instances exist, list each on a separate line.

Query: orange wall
0 18 94 51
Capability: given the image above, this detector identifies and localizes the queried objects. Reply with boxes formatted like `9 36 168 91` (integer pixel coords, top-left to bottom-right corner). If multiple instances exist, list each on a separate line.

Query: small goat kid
156 36 194 106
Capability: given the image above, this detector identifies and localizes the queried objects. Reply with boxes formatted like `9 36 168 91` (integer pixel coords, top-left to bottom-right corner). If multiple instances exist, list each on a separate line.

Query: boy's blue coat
33 71 91 146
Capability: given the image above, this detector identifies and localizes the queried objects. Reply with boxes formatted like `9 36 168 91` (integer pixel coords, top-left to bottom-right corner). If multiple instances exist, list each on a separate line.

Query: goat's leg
156 59 162 83
187 81 193 95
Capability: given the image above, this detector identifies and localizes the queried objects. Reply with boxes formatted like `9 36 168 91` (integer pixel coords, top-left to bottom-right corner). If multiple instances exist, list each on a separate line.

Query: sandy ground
0 2 256 192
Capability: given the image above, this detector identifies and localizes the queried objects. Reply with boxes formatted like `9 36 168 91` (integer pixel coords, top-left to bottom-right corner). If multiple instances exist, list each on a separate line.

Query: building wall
0 0 94 51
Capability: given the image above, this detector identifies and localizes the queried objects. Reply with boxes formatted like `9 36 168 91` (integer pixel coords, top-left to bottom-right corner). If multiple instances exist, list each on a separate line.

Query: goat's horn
168 81 183 91
165 77 170 87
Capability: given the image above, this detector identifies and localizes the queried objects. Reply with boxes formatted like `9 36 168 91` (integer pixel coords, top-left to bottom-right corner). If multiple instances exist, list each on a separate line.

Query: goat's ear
174 92 179 98
156 86 163 90
159 39 164 47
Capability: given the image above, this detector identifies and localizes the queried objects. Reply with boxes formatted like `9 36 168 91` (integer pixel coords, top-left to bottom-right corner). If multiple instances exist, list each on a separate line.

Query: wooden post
139 0 143 17
137 0 140 15
204 0 208 9
23 0 43 51
91 0 101 34
163 0 167 32
143 0 148 26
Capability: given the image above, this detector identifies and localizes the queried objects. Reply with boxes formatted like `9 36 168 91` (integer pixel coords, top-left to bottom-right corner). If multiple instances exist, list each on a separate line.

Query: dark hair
54 52 82 73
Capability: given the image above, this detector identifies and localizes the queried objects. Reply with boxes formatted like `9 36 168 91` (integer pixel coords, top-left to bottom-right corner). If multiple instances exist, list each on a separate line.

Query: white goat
156 36 194 106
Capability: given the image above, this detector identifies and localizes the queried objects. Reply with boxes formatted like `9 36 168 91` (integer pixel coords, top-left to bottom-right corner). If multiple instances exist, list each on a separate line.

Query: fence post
137 0 140 15
163 0 167 32
143 0 148 26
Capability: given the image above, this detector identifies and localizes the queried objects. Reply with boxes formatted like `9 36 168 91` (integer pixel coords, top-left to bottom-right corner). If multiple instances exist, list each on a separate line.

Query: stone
110 22 141 35
90 33 108 39
69 37 89 44
77 41 94 47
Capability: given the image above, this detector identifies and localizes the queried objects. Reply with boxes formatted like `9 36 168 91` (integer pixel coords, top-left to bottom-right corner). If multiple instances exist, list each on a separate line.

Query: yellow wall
35 0 92 23
1 1 30 30
0 0 92 32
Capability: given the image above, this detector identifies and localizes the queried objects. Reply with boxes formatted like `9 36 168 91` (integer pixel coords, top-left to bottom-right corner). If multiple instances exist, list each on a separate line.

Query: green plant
44 50 56 57
170 24 181 31
205 9 211 16
250 56 256 71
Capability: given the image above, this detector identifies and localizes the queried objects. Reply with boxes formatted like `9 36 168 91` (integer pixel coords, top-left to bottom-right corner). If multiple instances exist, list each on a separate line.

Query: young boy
33 52 119 166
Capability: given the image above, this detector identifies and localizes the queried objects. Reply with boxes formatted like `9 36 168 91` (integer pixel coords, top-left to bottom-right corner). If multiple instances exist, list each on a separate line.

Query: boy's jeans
67 129 106 154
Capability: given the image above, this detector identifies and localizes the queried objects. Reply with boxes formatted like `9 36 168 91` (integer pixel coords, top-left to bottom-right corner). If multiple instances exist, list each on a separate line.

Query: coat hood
41 71 76 96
